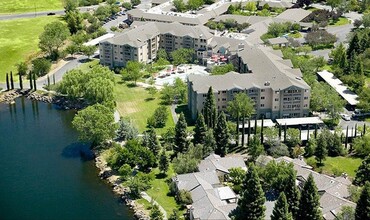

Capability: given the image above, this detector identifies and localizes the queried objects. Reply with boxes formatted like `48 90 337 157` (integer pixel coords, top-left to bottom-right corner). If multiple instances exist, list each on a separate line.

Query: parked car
352 109 370 118
47 12 55 16
340 113 351 121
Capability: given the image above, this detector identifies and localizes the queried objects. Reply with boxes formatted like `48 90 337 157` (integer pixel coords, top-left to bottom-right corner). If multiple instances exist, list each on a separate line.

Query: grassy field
306 156 362 178
0 16 60 81
0 0 63 14
114 78 175 133
145 165 185 216
330 17 351 26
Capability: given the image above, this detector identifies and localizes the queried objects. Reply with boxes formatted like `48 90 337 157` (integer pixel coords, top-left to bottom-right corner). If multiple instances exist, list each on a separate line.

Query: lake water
0 97 132 220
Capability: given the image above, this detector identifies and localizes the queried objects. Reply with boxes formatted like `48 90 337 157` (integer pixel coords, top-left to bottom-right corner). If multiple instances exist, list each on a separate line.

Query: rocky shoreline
0 89 88 110
94 152 150 220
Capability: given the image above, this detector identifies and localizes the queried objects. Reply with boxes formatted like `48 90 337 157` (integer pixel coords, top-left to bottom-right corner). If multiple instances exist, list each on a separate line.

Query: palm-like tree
228 92 255 147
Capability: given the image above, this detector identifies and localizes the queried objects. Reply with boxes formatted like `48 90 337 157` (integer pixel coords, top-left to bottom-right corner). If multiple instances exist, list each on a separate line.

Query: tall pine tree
203 129 216 158
174 113 188 156
297 174 322 220
193 112 207 145
354 156 370 186
284 166 300 219
143 127 161 156
159 150 169 174
271 192 293 220
234 165 265 220
203 87 217 129
214 111 229 157
355 182 370 220
314 132 328 165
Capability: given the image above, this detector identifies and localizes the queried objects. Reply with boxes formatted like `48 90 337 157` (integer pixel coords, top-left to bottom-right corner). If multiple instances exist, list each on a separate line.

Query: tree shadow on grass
155 172 167 179
145 97 155 102
61 142 94 161
175 104 195 126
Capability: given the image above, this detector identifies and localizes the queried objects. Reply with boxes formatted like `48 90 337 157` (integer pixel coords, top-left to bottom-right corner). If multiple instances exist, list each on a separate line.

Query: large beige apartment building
99 22 212 68
188 46 310 120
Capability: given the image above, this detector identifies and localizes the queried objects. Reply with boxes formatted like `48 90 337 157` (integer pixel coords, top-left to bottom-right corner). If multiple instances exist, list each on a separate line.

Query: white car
340 114 351 121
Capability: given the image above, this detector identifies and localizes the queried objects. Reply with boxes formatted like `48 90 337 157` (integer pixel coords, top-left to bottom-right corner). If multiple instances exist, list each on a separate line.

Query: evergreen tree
354 156 370 186
203 87 217 129
271 192 293 220
159 150 169 174
143 127 161 156
347 33 360 58
193 112 207 145
174 113 188 156
6 73 10 91
150 204 164 220
214 112 230 157
305 137 316 157
203 128 216 157
297 174 322 220
283 166 300 219
355 182 370 220
247 135 264 162
314 132 328 165
10 71 14 90
234 165 266 220
168 209 181 220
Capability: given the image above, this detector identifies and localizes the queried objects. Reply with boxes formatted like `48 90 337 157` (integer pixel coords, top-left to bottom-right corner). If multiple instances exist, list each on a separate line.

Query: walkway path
170 104 178 124
140 192 167 219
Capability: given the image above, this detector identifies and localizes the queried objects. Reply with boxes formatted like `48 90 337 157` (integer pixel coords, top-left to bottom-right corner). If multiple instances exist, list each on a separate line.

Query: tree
147 106 168 128
16 62 28 76
296 0 312 7
285 128 301 150
173 0 186 12
173 78 187 104
353 135 370 157
143 128 161 156
32 58 51 77
173 145 200 174
358 87 370 112
94 5 111 21
160 83 175 104
150 204 164 220
305 137 316 157
159 150 169 174
72 104 117 146
39 21 70 59
354 156 370 186
174 113 188 156
264 127 280 148
271 192 293 220
170 48 194 65
315 131 328 165
203 87 217 129
64 0 78 12
176 189 193 206
362 13 370 28
336 206 355 220
187 0 204 10
244 1 257 11
203 129 216 157
193 113 207 145
214 112 229 157
122 2 132 10
247 136 264 162
297 174 323 220
355 182 370 220
234 165 265 220
284 167 300 219
211 63 234 75
330 43 347 69
305 30 336 49
81 45 96 59
121 61 143 85
327 0 342 11
64 10 84 34
132 0 141 6
238 93 255 146
168 209 181 220
116 118 139 141
66 44 79 57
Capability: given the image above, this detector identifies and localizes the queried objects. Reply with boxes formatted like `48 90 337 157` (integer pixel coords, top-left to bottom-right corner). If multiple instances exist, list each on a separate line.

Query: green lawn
146 165 185 216
114 78 175 133
0 16 60 81
288 32 302 38
0 0 63 14
330 17 351 26
306 156 362 178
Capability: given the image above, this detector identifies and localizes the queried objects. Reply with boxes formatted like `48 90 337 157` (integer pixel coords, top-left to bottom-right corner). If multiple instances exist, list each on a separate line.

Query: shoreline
94 150 150 220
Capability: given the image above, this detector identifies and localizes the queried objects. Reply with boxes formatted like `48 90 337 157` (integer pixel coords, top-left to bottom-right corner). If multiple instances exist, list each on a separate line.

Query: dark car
47 12 56 16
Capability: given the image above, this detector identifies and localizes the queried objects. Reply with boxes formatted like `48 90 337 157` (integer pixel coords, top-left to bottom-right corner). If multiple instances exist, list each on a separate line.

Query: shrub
268 143 290 157
118 164 132 180
32 58 52 77
176 189 192 206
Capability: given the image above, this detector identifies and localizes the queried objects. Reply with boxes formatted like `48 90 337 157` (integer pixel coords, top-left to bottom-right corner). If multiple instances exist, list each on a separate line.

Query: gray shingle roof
198 154 246 173
275 8 312 23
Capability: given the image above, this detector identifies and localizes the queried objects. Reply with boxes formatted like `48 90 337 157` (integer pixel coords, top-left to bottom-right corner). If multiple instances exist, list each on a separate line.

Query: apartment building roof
257 0 294 8
275 8 311 23
214 14 269 25
208 36 248 53
320 192 356 220
102 22 212 47
198 153 246 173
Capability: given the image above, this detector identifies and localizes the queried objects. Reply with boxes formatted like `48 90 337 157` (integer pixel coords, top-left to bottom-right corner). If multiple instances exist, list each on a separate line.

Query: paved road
0 5 99 21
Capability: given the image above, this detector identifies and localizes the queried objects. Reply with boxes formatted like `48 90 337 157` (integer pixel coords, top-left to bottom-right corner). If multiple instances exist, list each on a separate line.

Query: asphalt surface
0 5 99 21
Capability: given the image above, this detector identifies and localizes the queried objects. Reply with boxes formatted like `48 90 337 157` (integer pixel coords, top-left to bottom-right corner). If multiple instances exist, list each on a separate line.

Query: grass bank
306 156 362 178
114 79 174 133
0 0 63 14
0 16 60 81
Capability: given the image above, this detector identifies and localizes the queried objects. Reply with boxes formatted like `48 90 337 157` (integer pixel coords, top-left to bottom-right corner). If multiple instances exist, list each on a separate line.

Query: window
203 94 207 97
261 89 265 92
305 89 308 92
275 98 279 101
304 97 308 100
222 91 227 94
261 104 265 107
261 97 265 100
304 104 308 107
274 106 277 109
222 98 227 101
